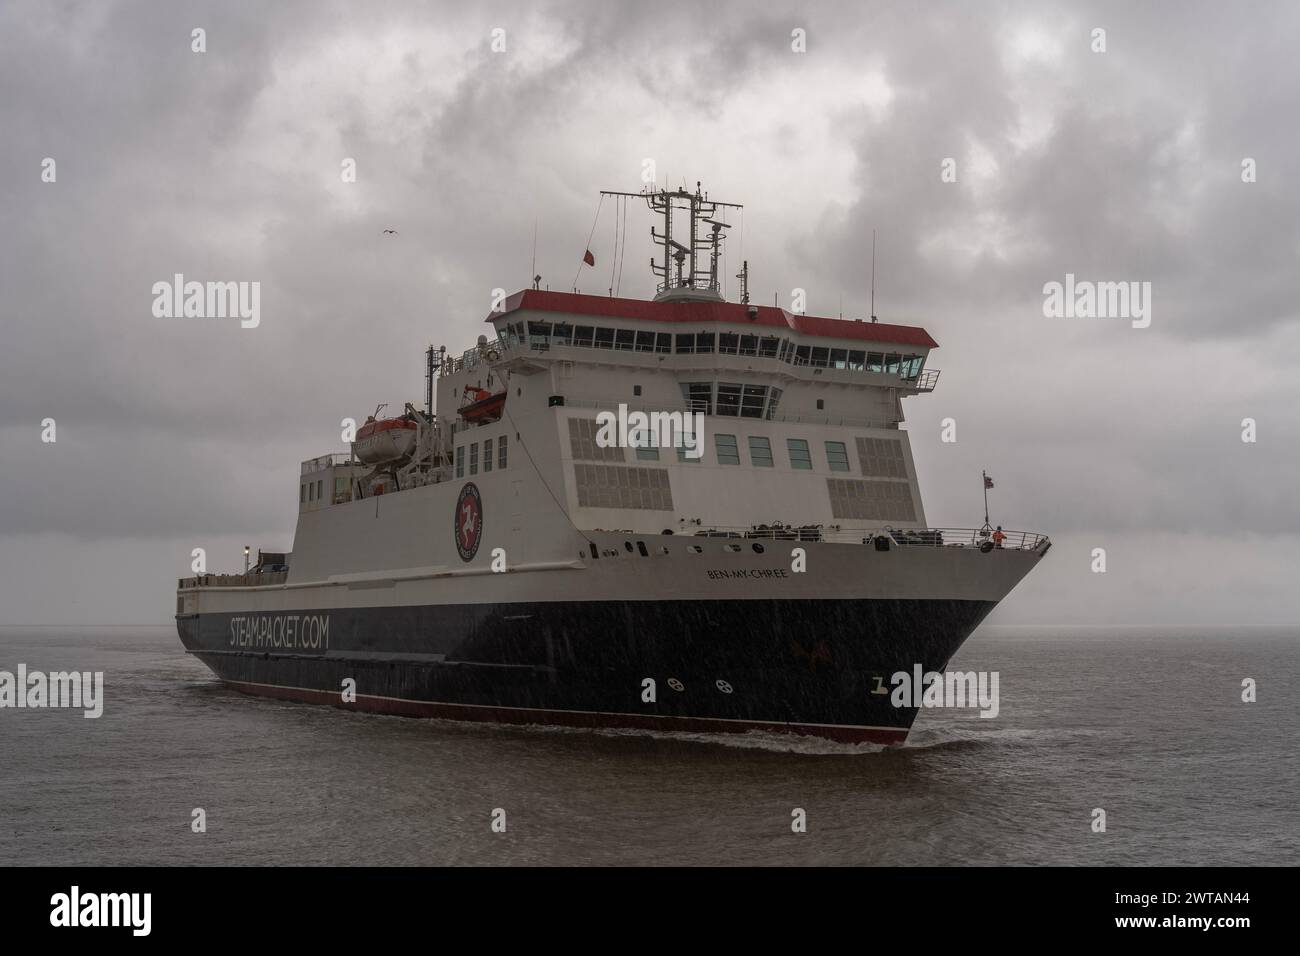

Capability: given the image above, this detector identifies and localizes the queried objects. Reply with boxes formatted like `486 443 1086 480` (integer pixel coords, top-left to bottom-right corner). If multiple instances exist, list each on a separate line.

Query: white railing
680 525 1049 550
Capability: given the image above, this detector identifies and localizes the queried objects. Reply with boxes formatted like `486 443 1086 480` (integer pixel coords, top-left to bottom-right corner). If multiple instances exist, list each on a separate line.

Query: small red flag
583 249 595 267
984 476 995 489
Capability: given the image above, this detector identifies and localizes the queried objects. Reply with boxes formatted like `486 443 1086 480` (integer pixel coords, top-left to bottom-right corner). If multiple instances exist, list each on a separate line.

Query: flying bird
381 229 398 235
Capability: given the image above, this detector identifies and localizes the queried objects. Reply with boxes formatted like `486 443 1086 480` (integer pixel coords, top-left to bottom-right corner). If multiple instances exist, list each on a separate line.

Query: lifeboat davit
460 386 506 424
352 416 417 465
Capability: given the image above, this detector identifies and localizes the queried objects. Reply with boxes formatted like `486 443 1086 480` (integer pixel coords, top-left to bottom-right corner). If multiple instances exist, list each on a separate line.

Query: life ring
485 349 500 362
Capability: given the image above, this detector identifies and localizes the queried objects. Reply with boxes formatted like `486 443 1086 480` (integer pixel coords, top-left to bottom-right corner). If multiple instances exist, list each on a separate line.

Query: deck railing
684 525 1049 550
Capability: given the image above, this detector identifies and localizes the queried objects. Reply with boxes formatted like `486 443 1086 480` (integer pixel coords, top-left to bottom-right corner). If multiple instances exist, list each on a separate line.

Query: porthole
687 545 703 554
624 540 634 553
637 541 649 557
724 543 741 553
751 542 765 554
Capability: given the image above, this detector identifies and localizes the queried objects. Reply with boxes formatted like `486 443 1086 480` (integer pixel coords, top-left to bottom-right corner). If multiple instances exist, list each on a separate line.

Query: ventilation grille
827 478 917 521
575 464 674 511
856 436 908 478
569 418 624 462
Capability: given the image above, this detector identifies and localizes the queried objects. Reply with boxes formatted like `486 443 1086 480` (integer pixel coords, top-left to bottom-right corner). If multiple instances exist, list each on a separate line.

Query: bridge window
794 345 810 366
573 325 594 347
718 332 739 355
741 385 766 418
867 352 884 372
483 438 493 473
748 436 774 467
675 333 695 354
551 323 573 345
885 353 901 374
787 439 812 470
682 382 713 415
759 336 780 358
300 484 306 504
594 327 615 349
615 329 635 351
810 347 829 367
456 446 464 478
635 331 656 352
715 434 740 465
498 435 507 469
766 387 783 419
830 348 848 369
655 333 673 353
825 441 850 472
739 334 759 356
469 443 479 475
716 383 742 416
695 333 714 353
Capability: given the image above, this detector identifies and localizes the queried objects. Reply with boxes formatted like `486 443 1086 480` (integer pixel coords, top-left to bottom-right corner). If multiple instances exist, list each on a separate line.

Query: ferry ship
176 185 1050 744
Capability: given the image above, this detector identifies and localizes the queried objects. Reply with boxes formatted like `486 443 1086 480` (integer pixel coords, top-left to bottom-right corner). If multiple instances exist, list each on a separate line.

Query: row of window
455 434 508 478
502 320 926 379
634 435 856 473
681 381 783 419
300 479 324 504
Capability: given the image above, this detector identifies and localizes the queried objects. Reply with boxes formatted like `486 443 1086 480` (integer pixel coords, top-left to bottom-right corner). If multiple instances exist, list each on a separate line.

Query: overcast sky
1 0 1297 626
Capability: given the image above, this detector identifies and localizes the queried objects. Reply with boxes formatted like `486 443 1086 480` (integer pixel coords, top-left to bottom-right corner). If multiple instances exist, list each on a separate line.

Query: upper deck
444 290 940 396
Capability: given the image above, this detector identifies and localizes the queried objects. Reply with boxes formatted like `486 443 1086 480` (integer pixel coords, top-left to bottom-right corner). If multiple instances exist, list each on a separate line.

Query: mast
600 184 742 302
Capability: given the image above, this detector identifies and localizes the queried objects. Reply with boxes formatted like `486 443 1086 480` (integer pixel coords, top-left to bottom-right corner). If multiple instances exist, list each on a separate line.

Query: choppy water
1 625 1296 865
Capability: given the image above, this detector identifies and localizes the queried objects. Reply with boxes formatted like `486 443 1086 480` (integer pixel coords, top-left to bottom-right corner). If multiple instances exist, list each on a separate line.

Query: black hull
176 598 997 744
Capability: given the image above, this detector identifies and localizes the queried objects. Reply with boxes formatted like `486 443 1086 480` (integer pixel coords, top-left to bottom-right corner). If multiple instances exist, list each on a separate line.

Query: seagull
381 229 398 235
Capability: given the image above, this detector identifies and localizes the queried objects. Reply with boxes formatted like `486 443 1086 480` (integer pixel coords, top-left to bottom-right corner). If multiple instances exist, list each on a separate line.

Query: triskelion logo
455 483 483 561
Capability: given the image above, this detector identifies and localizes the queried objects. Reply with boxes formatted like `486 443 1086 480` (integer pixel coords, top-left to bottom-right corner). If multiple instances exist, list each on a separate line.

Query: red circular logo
454 483 483 561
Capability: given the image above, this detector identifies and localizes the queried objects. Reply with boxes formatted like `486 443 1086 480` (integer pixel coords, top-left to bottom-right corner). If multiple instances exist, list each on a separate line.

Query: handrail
682 525 1049 550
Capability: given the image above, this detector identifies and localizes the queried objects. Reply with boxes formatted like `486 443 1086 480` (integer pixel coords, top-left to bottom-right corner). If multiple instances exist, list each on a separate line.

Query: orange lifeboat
459 385 506 424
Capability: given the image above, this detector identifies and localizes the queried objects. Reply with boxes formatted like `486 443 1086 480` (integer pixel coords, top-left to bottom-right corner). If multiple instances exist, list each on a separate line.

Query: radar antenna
600 183 743 302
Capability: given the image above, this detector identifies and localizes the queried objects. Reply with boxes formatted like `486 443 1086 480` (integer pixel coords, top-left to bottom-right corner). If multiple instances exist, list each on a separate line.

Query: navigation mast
600 183 743 302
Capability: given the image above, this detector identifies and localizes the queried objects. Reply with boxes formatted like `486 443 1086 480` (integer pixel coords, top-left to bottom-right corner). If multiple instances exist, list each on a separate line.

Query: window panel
483 438 493 473
740 385 766 418
825 441 850 472
716 383 742 417
766 386 783 420
748 436 774 467
787 438 813 470
715 434 740 465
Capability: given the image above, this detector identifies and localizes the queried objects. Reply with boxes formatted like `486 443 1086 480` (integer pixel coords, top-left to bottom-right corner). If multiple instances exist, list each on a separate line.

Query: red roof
485 290 938 349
